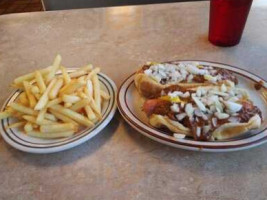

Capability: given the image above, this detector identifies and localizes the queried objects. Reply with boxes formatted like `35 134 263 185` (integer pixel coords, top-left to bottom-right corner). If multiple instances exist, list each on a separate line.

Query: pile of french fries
0 55 110 139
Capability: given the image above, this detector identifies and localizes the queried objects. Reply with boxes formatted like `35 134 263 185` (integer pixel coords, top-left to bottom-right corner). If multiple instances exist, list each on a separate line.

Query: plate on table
117 60 267 152
0 69 117 154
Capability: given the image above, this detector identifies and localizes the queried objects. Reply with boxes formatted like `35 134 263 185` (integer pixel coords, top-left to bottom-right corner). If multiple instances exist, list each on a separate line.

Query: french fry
83 87 91 98
6 121 26 129
64 102 72 108
34 78 57 110
77 87 85 94
22 115 41 124
88 100 102 119
24 122 33 133
85 105 97 122
49 109 79 126
81 90 101 118
86 67 100 80
32 93 41 100
86 80 93 97
23 81 37 108
40 123 77 133
59 81 71 94
36 107 47 124
10 102 37 115
18 92 29 106
62 95 81 103
77 75 86 82
59 80 84 96
35 71 46 93
31 85 40 94
77 91 88 99
13 66 52 85
70 98 89 111
92 74 101 112
100 90 110 100
46 98 62 107
46 54 62 83
60 66 71 85
5 106 15 114
0 111 12 120
44 113 57 122
50 105 94 127
22 115 56 125
32 124 38 129
27 130 75 139
13 112 24 119
69 64 93 78
69 70 87 78
49 78 63 99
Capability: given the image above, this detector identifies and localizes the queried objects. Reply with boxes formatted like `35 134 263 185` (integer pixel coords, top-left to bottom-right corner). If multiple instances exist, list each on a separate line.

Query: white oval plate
0 70 117 154
118 61 267 152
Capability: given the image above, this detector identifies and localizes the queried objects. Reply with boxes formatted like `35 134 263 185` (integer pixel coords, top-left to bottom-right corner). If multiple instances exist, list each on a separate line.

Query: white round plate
118 60 267 152
0 70 117 153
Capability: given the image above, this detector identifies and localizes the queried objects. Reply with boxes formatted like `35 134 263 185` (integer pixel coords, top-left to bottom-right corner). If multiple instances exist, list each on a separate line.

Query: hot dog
142 84 262 141
135 62 238 98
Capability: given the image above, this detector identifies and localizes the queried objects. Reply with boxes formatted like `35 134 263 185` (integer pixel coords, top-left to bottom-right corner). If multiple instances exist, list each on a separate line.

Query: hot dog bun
149 114 261 140
212 114 261 140
149 114 191 135
134 73 163 99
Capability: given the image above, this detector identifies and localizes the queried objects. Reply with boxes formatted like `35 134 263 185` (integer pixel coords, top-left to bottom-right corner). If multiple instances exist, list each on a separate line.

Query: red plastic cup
209 0 253 47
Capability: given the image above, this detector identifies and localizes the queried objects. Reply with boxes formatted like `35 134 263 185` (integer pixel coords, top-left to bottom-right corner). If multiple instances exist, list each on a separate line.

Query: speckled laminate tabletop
0 1 267 200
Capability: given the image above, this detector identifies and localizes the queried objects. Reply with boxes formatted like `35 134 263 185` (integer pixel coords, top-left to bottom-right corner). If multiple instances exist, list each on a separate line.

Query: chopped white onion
170 103 180 113
181 92 190 98
207 95 218 105
176 113 187 121
168 91 183 98
159 70 166 77
194 109 203 117
228 117 240 123
196 88 202 97
192 96 206 112
173 133 186 139
214 100 223 113
210 90 229 97
228 96 239 102
196 127 201 137
224 101 242 113
201 113 208 121
220 84 227 92
225 80 235 88
215 112 230 120
187 74 193 82
209 105 216 112
185 103 194 117
201 88 207 95
187 65 208 75
144 69 152 75
212 117 218 127
204 75 217 83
